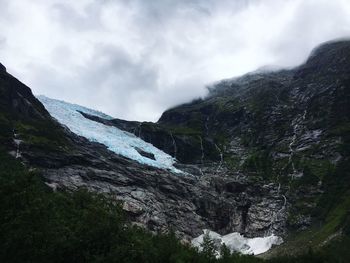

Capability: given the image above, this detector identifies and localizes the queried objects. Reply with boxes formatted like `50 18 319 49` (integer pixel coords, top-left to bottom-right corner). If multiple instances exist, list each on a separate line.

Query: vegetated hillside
0 63 69 154
0 39 349 262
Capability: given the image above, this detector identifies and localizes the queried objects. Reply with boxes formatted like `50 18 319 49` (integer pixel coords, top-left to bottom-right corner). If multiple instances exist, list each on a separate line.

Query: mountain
0 39 349 260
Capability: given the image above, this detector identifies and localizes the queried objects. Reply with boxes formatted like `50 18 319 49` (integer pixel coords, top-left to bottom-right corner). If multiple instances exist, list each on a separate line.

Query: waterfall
288 133 297 177
198 136 205 176
204 116 210 136
268 111 307 234
214 143 223 173
198 136 205 164
266 187 287 236
13 129 22 159
169 131 177 159
133 122 142 137
138 123 142 138
284 109 307 179
268 111 307 235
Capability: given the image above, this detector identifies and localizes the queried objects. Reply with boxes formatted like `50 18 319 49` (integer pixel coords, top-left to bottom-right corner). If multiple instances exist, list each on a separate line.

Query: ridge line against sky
1 0 350 121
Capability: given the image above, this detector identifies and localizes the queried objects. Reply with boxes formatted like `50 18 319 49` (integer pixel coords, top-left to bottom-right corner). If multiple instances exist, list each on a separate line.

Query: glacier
192 230 283 256
37 96 181 173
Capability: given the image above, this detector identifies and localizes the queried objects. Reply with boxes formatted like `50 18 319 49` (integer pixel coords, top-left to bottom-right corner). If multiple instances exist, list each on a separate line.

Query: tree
218 243 232 263
201 232 217 262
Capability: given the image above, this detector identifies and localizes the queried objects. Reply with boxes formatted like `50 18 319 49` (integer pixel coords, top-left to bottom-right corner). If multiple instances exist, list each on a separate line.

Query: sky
1 0 350 121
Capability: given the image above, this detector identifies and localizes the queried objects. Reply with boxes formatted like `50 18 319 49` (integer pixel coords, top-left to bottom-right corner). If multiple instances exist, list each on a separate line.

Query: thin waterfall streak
214 143 223 173
170 131 177 159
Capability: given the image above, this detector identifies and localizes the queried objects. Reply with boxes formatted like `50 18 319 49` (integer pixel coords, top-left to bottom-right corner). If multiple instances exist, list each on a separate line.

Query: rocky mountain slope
0 61 286 246
0 39 349 256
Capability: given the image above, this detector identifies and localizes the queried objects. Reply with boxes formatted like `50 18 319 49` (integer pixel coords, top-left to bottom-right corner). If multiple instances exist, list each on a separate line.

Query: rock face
0 39 349 243
0 63 6 72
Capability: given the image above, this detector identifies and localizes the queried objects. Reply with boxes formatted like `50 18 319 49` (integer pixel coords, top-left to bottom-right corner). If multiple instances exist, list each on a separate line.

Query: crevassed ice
191 229 283 256
37 96 181 173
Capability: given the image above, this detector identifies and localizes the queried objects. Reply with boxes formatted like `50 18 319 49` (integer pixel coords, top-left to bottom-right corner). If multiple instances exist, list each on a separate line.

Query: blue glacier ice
37 96 181 173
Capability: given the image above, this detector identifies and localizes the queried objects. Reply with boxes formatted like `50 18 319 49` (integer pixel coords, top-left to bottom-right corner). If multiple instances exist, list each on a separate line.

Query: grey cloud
0 36 6 48
34 44 160 120
117 0 248 29
51 2 104 31
1 0 350 121
0 0 12 22
270 1 350 66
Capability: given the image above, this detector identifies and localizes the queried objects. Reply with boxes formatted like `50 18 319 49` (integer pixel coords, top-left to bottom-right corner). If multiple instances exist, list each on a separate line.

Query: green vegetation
0 109 70 154
297 158 334 186
242 150 273 180
224 156 241 171
0 112 12 145
267 158 350 262
0 71 70 153
313 159 350 227
267 202 350 262
13 119 71 152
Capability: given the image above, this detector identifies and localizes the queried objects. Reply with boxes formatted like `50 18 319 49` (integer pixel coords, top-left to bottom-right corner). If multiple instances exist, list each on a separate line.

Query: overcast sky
1 0 350 121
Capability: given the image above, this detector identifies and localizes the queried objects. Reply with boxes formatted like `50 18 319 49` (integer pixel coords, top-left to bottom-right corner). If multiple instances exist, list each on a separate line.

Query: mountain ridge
0 39 349 259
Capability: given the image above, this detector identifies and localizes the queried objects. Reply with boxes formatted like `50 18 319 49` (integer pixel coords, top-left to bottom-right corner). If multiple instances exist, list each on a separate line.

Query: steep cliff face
143 40 350 231
0 40 349 256
77 40 350 250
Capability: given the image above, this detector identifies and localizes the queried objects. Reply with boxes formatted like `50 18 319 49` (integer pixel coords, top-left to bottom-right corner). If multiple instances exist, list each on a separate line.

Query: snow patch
192 229 283 256
37 96 181 173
